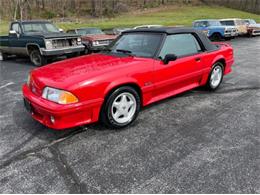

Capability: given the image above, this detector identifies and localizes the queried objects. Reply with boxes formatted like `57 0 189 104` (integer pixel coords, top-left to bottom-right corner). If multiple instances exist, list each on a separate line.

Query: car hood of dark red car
81 34 117 41
31 53 140 90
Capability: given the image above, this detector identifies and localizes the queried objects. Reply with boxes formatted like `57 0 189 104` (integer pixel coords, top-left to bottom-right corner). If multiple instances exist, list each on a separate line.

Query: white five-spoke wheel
101 86 140 128
111 92 137 124
207 63 224 90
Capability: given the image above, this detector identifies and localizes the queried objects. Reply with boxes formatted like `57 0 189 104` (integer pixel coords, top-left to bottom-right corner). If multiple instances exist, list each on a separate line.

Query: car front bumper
41 45 85 56
22 84 103 130
252 30 260 36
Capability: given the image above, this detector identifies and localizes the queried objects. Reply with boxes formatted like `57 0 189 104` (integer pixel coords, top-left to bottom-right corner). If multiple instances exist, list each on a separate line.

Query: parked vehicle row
193 18 260 41
0 18 259 66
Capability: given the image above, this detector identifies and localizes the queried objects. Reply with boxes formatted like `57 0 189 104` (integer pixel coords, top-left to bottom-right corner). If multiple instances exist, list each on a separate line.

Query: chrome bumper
41 45 85 56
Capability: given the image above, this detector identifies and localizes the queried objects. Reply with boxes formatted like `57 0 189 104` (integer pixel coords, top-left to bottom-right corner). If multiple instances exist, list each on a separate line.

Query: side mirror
9 30 17 35
59 28 64 33
163 54 177 64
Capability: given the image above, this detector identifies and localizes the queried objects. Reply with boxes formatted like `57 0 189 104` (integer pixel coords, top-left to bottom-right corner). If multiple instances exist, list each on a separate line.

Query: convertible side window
159 33 202 59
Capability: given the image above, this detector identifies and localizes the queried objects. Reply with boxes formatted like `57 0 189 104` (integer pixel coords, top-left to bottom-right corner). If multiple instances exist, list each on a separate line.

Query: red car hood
31 53 140 90
81 34 117 41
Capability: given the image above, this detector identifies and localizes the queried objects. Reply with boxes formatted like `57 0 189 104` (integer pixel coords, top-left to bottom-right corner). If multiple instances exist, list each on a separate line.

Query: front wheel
100 86 141 129
206 63 224 91
210 33 223 41
29 49 47 66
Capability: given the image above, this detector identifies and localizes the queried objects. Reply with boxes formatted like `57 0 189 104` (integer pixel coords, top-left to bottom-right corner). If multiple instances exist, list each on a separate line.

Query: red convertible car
22 27 234 130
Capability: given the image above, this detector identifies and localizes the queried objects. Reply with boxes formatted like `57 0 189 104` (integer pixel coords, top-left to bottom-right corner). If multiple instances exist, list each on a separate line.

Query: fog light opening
50 116 55 124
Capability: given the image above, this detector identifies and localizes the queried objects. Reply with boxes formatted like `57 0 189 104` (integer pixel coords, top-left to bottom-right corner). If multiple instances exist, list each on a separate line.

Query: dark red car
67 27 117 54
23 28 234 130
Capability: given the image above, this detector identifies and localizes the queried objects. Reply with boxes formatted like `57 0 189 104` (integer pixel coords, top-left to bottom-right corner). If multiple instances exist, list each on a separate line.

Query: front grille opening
52 38 77 48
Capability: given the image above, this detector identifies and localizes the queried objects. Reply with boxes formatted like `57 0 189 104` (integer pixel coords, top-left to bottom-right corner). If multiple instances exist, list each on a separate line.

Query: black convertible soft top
123 27 218 52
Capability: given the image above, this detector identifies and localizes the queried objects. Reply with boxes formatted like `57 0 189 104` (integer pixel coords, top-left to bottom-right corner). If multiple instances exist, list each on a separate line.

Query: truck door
9 22 27 55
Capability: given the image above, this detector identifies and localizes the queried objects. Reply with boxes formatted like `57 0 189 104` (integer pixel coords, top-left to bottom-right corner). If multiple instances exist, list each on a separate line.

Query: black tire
0 52 8 61
29 49 47 67
206 62 224 91
100 86 141 129
210 33 223 41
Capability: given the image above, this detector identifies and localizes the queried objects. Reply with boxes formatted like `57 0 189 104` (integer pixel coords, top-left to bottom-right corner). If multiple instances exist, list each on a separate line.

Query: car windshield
107 33 162 58
77 28 104 35
247 19 256 24
23 22 59 33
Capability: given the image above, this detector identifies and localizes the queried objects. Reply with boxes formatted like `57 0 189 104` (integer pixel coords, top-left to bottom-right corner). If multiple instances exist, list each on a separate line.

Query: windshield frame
105 32 165 59
22 22 60 34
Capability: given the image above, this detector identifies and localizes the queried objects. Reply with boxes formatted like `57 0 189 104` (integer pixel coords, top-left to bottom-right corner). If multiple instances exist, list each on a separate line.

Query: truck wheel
206 62 224 91
0 52 8 61
210 33 223 41
30 49 47 67
100 86 141 129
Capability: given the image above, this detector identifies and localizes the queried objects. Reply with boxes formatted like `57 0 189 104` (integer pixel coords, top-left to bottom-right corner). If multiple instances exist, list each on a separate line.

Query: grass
1 5 260 35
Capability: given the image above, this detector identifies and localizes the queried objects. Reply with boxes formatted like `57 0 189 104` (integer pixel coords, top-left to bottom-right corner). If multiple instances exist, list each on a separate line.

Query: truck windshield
77 28 104 35
22 22 60 34
108 33 162 58
208 21 221 26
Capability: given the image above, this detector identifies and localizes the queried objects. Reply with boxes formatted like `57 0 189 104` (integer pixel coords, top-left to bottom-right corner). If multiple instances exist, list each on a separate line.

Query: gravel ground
0 37 259 193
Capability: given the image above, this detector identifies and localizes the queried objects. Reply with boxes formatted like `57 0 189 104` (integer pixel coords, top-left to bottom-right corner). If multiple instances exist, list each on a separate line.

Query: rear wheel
100 86 141 129
0 52 8 61
206 62 224 91
29 49 47 67
210 33 223 41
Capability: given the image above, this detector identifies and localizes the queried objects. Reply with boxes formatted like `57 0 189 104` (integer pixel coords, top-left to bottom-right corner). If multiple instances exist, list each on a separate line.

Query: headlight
45 40 53 49
42 87 78 104
77 37 82 45
92 41 100 46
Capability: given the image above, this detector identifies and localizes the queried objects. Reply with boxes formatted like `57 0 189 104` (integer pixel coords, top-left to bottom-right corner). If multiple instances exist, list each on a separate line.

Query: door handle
195 57 201 62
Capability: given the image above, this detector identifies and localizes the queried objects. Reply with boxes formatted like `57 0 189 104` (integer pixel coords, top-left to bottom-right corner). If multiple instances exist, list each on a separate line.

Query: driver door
153 33 205 98
9 22 26 55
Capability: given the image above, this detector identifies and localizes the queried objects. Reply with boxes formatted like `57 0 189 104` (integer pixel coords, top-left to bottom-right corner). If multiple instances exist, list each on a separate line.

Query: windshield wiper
116 49 134 56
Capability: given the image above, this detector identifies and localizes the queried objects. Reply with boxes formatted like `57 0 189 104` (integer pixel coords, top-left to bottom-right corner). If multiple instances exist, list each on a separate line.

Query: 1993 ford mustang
22 28 234 130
